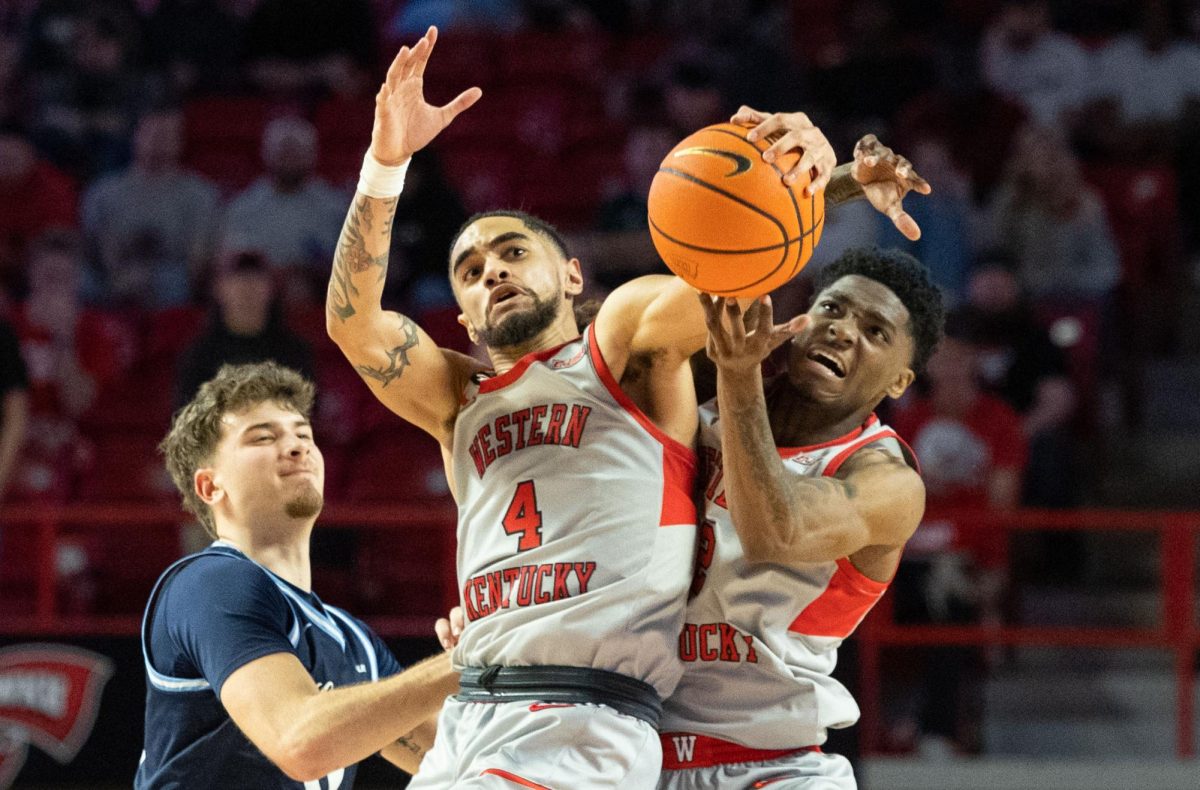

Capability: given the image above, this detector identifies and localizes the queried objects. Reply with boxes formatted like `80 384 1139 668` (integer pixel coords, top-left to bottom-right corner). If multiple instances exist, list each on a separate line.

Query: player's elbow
274 732 338 782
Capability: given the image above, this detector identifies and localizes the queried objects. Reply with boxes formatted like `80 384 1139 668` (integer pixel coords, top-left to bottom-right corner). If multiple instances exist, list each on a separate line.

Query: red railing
3 505 1197 756
0 502 459 638
856 508 1200 758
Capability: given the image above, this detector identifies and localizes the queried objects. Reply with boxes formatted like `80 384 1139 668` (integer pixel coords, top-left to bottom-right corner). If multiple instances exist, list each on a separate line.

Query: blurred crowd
1 0 1200 759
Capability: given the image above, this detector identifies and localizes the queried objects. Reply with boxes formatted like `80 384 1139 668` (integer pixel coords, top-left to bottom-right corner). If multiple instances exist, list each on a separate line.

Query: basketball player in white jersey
328 27 930 789
658 246 945 789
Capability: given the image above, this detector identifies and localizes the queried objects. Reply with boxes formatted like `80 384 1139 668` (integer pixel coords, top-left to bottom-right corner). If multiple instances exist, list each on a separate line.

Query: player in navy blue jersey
137 361 458 789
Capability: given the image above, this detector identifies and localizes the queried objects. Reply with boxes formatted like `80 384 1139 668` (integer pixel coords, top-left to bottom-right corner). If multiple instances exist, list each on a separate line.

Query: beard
285 484 324 520
478 291 561 348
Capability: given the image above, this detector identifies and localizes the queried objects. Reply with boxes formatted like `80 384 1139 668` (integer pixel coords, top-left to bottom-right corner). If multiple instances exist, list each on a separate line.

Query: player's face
449 216 583 349
785 275 916 408
203 401 325 527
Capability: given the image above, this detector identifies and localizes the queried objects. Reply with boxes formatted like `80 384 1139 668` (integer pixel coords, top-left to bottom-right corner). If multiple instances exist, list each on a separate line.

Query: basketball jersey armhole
584 322 696 462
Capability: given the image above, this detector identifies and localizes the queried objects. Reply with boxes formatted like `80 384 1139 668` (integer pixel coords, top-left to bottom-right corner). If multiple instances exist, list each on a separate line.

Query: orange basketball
647 123 825 297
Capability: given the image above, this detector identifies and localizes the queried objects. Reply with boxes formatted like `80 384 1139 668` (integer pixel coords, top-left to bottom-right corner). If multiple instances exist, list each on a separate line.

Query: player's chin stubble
478 292 559 348
285 487 324 520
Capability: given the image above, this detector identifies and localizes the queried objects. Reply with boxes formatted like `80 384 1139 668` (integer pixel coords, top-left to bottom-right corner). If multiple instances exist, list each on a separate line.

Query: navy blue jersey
136 541 403 790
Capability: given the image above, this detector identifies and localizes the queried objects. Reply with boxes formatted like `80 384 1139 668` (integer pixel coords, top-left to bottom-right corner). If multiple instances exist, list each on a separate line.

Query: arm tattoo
327 195 397 323
394 731 424 757
728 403 792 526
354 316 420 387
824 163 865 206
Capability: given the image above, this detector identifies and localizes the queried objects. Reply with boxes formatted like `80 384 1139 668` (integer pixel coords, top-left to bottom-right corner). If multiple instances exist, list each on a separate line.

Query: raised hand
851 134 932 241
371 27 483 165
731 105 838 196
698 294 809 373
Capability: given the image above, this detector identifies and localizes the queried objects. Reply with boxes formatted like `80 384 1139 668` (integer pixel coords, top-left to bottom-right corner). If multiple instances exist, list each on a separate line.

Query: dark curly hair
449 210 571 275
160 362 315 538
813 247 946 373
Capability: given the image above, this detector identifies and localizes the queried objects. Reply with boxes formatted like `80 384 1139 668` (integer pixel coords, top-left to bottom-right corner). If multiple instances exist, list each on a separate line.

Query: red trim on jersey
822 428 915 476
477 339 576 394
479 768 551 789
660 732 820 770
585 322 698 527
775 414 880 458
787 556 889 638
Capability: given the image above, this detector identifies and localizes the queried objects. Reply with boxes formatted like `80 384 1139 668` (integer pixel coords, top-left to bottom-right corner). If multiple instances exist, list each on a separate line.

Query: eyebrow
452 231 532 275
823 291 899 331
240 419 311 437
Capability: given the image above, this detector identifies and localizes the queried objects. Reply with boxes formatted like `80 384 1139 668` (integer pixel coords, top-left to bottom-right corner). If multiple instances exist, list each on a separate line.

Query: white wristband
357 149 410 198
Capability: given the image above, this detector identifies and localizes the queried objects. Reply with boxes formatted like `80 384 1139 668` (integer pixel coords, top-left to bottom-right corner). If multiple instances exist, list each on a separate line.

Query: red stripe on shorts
660 732 820 770
479 768 552 789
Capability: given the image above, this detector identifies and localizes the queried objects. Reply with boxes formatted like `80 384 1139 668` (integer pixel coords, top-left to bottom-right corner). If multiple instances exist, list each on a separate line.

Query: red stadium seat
499 32 610 87
1082 163 1181 290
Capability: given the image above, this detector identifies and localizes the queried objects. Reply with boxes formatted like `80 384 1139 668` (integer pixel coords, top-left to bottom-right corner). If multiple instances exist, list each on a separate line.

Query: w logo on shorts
671 735 697 763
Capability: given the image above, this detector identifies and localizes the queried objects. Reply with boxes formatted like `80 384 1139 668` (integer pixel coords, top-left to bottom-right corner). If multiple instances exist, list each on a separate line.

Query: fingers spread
441 87 483 121
893 210 922 241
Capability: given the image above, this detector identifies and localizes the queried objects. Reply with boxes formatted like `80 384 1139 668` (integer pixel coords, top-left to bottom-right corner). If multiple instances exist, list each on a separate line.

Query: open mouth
807 349 846 378
489 284 526 310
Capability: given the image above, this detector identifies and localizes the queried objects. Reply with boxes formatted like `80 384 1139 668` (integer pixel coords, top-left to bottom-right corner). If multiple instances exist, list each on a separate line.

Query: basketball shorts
657 733 856 790
408 698 662 789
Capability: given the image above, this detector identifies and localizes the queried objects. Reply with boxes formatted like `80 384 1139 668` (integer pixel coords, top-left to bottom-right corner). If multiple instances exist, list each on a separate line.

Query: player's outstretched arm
220 650 457 782
701 295 925 564
326 27 481 442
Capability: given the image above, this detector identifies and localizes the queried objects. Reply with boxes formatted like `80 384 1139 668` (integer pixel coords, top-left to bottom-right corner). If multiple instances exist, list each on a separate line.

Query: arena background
2 1 1200 787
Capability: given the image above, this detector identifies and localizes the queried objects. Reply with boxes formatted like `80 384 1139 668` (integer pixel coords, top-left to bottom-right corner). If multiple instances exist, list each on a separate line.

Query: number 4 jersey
660 400 917 750
450 323 697 698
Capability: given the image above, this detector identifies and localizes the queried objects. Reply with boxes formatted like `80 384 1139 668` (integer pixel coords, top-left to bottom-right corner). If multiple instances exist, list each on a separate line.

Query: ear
563 257 584 298
457 312 480 345
886 367 916 400
194 467 221 506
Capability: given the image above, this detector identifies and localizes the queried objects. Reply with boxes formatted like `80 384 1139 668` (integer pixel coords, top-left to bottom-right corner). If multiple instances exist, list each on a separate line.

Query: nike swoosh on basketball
673 147 752 177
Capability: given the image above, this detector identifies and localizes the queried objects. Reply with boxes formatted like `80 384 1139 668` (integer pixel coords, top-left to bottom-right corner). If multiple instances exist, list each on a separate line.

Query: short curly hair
813 247 946 373
449 210 572 273
160 362 315 538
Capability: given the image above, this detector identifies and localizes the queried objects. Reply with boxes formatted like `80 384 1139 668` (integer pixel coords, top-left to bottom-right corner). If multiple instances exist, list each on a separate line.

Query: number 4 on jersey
503 480 543 551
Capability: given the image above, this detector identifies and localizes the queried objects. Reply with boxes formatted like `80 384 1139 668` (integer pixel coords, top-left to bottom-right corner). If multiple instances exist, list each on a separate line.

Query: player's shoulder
160 550 280 604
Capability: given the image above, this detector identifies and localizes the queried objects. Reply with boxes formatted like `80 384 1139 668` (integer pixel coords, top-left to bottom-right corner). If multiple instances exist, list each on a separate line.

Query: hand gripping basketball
371 26 482 165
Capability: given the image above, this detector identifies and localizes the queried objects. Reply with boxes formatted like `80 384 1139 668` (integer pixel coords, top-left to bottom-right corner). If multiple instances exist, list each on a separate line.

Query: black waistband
457 665 662 728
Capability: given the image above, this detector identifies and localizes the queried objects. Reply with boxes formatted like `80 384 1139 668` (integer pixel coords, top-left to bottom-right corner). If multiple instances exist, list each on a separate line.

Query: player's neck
766 380 873 448
487 319 580 375
215 522 314 591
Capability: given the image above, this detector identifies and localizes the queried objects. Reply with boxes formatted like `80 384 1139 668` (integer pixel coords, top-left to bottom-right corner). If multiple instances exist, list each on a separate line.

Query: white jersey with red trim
449 323 697 698
660 399 916 749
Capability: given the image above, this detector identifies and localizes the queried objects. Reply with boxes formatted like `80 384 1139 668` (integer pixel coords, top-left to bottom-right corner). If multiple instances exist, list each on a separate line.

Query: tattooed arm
702 297 924 567
379 719 437 775
325 27 481 442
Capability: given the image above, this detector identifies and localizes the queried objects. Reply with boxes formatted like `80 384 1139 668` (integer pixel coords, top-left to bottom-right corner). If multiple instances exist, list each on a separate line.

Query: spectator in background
26 7 155 179
959 259 1084 580
11 230 132 501
145 0 242 96
0 317 29 505
569 121 675 290
985 123 1120 308
0 122 77 296
386 149 469 309
889 317 1028 756
877 135 976 305
221 117 346 304
175 251 314 410
243 0 377 99
81 108 220 309
1083 0 1200 163
980 0 1091 128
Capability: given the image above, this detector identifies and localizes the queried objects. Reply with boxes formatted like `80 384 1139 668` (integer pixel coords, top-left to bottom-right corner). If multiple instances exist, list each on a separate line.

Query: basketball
647 123 825 297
